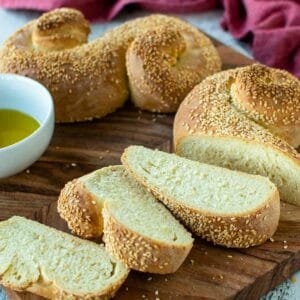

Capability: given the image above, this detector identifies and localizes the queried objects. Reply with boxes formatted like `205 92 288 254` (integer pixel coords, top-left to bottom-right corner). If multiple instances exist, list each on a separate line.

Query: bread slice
58 166 193 274
121 146 280 248
0 216 129 299
176 135 300 206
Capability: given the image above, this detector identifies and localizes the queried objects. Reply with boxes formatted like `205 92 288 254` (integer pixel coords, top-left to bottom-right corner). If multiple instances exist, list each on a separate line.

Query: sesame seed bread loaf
0 216 129 299
121 146 280 248
58 166 193 274
0 8 221 122
174 64 300 206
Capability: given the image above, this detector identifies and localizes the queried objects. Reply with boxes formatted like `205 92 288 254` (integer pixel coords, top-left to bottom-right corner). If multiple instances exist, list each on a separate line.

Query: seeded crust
232 64 300 147
103 202 192 274
57 179 103 238
0 9 221 122
32 8 90 51
126 26 221 113
174 65 300 154
121 150 280 248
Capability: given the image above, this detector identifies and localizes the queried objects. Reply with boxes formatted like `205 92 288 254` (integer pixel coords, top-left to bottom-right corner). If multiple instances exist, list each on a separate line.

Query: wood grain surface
1 40 299 300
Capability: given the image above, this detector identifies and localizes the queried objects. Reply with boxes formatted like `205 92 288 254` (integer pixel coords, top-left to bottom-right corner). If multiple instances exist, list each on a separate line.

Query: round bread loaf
0 8 221 122
174 64 300 206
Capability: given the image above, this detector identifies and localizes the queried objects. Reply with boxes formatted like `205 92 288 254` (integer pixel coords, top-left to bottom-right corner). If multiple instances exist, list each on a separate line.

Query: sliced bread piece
0 216 129 300
121 146 280 248
58 166 193 274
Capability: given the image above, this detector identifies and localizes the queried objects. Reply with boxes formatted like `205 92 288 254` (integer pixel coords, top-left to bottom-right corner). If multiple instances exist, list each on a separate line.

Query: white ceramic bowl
0 74 54 178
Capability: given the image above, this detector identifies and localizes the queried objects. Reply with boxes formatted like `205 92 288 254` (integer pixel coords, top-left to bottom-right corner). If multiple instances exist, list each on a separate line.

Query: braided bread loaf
174 64 300 206
0 8 221 122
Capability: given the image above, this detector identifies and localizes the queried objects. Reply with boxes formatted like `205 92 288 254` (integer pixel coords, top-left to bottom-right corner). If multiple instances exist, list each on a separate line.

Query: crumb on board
270 237 275 242
227 255 233 258
147 276 152 281
25 169 30 174
71 162 77 167
190 259 195 265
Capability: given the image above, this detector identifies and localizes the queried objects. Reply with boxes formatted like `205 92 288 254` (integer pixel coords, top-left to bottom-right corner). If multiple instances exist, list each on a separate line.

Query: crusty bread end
58 179 103 238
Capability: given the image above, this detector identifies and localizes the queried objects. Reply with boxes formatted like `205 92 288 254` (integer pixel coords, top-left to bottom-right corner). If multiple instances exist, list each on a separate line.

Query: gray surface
0 7 299 300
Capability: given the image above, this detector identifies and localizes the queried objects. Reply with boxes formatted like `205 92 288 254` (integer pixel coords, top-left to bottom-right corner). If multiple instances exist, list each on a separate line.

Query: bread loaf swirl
0 8 221 122
174 64 300 206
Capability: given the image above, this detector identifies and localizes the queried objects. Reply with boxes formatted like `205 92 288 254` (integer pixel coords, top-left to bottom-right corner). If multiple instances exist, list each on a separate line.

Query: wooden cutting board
1 39 300 300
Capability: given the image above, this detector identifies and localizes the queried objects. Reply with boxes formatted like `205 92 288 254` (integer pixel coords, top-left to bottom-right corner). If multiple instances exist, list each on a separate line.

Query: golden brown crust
0 10 220 122
102 202 192 274
57 179 103 238
231 64 300 147
121 151 280 248
32 8 90 51
174 65 300 155
126 26 221 112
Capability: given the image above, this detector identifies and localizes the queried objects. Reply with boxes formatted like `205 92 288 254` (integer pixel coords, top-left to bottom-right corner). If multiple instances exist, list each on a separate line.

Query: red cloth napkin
221 0 300 78
0 0 299 78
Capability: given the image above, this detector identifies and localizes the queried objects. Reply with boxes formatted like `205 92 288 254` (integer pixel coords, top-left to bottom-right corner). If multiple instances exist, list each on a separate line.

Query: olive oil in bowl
0 109 40 148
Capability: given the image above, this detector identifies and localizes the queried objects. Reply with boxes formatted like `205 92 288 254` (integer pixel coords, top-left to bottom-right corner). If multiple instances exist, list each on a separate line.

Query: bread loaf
0 216 129 299
121 145 280 248
174 64 300 206
0 8 221 122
